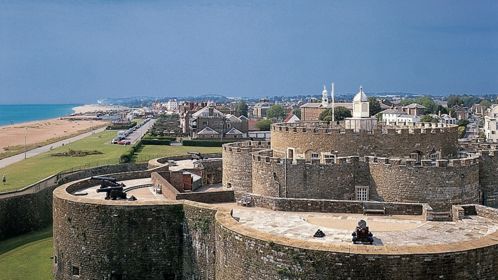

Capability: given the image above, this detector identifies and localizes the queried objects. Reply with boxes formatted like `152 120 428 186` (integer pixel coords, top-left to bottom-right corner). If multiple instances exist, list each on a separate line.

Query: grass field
0 130 129 192
0 227 53 280
133 144 222 163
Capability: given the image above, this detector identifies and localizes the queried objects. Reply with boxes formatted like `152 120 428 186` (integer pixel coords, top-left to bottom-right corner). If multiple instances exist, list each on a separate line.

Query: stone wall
479 150 498 207
214 211 498 280
222 141 270 197
182 203 217 280
271 122 458 158
369 155 481 211
54 176 498 279
53 194 184 280
0 163 147 240
251 150 369 200
248 194 426 216
250 151 480 211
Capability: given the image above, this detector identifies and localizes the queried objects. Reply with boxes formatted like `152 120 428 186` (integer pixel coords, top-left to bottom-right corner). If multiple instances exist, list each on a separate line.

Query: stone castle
52 88 498 279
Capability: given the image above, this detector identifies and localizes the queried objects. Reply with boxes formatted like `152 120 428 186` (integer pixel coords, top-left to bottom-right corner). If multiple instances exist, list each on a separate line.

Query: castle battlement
251 148 480 169
222 140 271 153
272 122 457 136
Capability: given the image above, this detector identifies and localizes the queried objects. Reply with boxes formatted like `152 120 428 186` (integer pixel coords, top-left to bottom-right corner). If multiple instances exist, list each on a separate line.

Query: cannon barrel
91 176 117 182
96 186 123 193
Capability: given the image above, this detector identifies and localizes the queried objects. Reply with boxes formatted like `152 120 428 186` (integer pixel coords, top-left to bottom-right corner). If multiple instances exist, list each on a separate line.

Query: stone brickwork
54 176 498 280
271 122 458 158
251 150 369 200
0 163 147 241
215 210 498 280
222 141 270 197
369 155 481 211
53 193 184 280
479 150 498 207
250 149 480 210
248 193 426 216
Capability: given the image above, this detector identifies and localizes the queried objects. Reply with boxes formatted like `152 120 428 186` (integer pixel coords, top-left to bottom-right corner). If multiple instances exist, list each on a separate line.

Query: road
125 118 156 144
0 126 108 169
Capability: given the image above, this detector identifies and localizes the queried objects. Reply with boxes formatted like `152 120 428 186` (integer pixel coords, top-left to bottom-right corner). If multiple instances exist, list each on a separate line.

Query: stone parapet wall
0 163 148 241
214 210 498 280
271 122 458 157
222 141 270 197
250 150 480 210
369 155 480 211
248 194 426 216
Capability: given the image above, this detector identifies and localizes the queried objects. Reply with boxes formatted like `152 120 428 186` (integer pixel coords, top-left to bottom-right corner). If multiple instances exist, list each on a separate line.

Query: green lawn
133 145 222 163
0 227 53 280
0 130 129 192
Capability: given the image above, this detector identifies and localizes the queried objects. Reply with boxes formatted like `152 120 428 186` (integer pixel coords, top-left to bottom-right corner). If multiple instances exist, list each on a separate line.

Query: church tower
321 85 329 107
352 86 369 118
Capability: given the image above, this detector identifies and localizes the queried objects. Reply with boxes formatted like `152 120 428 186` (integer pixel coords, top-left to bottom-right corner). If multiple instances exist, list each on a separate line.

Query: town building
484 104 498 142
402 103 426 116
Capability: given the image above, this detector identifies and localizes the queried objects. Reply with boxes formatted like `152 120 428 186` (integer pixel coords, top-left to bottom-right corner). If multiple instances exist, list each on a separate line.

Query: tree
292 108 301 119
400 96 438 114
420 115 439 123
255 119 272 131
368 97 382 116
447 95 464 108
235 101 248 117
480 99 492 109
319 106 352 122
457 119 470 127
267 105 287 120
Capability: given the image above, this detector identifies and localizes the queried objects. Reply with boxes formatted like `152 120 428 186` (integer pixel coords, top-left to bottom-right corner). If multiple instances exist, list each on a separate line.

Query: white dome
353 86 368 102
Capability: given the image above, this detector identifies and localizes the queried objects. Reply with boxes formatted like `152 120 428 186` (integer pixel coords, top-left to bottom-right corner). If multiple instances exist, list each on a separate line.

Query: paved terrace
232 208 498 247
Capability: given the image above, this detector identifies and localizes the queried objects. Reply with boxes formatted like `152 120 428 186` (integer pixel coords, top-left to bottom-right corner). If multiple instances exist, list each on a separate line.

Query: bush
182 139 237 147
142 134 176 142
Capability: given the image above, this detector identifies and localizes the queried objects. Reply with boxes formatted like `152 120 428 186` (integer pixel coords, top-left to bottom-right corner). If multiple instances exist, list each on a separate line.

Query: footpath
0 127 107 169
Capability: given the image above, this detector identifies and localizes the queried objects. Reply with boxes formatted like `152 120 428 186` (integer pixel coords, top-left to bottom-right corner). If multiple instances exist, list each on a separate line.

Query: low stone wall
248 194 425 216
177 191 235 204
0 163 147 240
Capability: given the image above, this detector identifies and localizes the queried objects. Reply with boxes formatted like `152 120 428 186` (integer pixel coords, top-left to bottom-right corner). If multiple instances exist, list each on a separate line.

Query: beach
72 104 128 114
0 118 109 154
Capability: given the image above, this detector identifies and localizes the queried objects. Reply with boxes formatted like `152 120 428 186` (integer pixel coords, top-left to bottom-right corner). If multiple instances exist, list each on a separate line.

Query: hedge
107 121 137 130
119 141 143 163
141 139 171 145
181 139 237 147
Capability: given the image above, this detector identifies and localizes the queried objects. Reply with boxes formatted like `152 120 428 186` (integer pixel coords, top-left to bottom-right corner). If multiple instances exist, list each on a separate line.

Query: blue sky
1 0 497 103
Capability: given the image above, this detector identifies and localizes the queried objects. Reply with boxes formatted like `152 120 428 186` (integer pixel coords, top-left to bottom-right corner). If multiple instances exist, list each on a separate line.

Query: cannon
352 220 374 245
91 176 127 200
96 186 127 200
188 152 204 160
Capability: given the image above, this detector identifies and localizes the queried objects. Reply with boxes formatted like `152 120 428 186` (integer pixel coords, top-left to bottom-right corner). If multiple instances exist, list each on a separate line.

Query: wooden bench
362 202 386 215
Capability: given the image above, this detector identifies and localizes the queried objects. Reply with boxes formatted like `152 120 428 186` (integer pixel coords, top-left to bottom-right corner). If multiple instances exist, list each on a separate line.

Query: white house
484 104 498 142
380 108 419 125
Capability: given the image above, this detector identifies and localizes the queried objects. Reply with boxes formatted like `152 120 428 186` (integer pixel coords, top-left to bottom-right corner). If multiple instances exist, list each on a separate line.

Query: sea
0 104 80 126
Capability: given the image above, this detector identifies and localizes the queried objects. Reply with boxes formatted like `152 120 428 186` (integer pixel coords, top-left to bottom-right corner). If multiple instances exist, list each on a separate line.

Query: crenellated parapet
271 122 459 158
248 148 480 210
